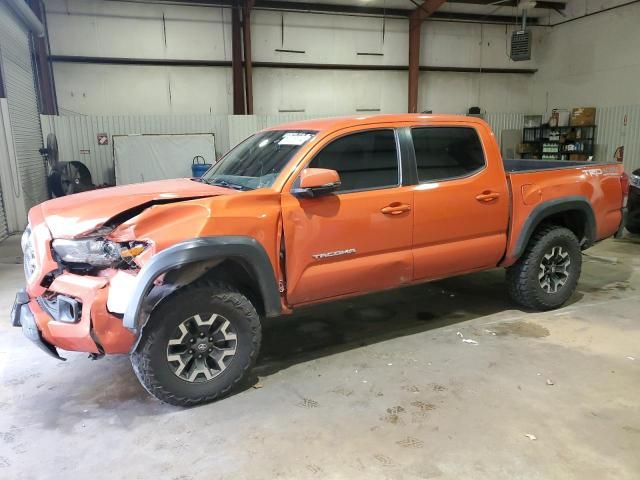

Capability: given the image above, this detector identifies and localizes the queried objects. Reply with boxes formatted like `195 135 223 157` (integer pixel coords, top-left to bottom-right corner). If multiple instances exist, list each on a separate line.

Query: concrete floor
0 234 639 480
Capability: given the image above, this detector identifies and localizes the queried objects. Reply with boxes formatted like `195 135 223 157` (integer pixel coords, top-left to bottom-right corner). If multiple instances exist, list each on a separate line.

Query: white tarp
113 134 216 185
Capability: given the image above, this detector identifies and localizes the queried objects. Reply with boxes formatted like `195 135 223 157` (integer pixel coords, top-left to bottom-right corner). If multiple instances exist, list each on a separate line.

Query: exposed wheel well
513 198 597 262
163 259 266 317
536 209 589 246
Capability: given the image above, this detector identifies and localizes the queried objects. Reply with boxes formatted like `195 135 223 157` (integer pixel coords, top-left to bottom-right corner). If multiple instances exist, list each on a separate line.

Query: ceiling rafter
135 0 545 24
446 0 565 10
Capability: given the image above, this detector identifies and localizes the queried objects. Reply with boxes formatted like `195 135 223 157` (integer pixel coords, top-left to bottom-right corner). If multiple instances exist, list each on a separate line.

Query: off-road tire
626 223 640 234
131 282 261 406
506 225 582 311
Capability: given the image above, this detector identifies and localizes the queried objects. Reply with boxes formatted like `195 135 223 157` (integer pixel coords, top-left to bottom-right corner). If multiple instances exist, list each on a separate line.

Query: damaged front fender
122 236 282 346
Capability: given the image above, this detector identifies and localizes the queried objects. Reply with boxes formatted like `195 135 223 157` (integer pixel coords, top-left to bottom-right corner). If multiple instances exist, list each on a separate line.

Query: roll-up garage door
0 184 8 241
0 2 47 233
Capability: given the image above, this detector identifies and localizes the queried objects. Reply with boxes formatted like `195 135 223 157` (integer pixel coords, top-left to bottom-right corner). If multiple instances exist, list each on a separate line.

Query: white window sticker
278 133 313 146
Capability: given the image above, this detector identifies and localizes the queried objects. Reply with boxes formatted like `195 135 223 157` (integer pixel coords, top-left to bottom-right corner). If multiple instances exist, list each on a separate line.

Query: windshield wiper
205 179 253 191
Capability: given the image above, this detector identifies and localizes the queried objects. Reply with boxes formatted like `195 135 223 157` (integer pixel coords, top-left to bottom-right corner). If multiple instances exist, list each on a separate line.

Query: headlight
52 238 122 266
22 226 36 280
630 173 640 189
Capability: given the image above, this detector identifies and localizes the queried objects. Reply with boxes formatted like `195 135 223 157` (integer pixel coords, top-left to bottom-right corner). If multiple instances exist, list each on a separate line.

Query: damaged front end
12 180 229 359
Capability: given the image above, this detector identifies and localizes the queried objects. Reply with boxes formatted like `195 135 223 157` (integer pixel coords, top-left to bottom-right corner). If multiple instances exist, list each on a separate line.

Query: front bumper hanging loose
11 289 66 361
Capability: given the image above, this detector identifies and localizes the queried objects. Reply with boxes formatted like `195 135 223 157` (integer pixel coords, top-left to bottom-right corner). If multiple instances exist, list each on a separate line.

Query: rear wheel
506 225 582 310
131 282 261 406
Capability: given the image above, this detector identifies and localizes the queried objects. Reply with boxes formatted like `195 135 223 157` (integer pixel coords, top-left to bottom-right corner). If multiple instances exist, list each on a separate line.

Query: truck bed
503 159 593 173
501 158 625 266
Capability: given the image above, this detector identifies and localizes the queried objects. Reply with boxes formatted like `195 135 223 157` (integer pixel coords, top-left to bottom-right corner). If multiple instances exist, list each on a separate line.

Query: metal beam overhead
48 55 537 74
446 0 565 9
136 0 540 24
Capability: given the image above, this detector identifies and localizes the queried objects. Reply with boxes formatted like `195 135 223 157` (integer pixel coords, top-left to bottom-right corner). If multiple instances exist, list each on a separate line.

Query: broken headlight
52 238 146 267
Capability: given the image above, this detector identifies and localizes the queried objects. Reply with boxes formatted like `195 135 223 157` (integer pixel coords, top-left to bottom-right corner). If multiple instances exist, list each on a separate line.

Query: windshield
200 130 316 191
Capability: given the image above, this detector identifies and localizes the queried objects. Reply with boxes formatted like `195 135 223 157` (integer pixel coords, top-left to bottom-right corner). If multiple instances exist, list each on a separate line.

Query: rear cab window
308 129 400 193
411 127 486 183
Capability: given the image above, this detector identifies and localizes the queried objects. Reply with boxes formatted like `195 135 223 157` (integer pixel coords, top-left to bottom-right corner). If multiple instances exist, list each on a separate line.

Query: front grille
21 227 37 281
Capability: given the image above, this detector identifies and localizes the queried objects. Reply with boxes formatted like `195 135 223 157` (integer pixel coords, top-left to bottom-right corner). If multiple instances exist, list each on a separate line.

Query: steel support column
408 16 421 113
243 0 254 114
28 0 58 114
407 0 446 113
231 2 245 114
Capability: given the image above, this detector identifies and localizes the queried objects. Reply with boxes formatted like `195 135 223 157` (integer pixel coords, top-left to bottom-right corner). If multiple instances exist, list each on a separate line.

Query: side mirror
292 168 341 197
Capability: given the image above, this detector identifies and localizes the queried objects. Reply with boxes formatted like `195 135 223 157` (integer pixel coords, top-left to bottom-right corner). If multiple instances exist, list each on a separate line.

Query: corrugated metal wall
40 115 229 185
40 113 317 185
42 112 522 186
595 105 640 173
484 112 527 148
487 108 640 173
41 109 640 188
0 183 8 240
0 2 47 219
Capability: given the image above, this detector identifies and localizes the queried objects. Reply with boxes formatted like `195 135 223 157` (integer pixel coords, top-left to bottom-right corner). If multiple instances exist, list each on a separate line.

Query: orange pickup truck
11 114 628 406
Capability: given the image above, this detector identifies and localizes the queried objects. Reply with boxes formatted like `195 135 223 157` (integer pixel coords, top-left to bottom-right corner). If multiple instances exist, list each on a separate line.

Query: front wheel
506 225 582 311
131 282 261 406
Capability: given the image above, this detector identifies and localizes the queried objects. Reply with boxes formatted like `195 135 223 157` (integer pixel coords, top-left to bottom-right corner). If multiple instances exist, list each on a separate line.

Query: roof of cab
265 114 488 133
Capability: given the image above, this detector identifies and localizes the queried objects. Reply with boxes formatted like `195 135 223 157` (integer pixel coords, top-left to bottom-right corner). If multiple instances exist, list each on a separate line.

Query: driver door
281 127 414 306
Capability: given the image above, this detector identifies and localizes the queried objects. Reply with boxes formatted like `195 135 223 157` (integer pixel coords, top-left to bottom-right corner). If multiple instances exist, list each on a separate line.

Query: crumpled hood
37 178 236 238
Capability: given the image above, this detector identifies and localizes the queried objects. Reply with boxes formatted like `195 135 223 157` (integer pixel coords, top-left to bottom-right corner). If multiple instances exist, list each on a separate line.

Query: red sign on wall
97 133 109 145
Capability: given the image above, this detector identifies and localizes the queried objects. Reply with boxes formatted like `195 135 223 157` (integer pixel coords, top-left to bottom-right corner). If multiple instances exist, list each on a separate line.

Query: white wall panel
252 10 407 65
418 72 531 114
45 0 539 116
46 0 232 61
530 2 640 114
253 68 407 115
53 63 233 115
163 6 231 61
421 21 536 71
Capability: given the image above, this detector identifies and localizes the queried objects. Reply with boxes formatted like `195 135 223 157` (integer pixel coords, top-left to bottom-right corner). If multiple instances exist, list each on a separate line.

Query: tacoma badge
312 248 357 260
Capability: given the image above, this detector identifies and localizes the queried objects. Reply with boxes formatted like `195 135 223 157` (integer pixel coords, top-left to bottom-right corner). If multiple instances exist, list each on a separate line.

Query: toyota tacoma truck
11 115 628 406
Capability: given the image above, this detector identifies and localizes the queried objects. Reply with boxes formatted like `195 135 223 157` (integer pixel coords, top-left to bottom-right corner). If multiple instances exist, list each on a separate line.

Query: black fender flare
123 236 282 333
512 196 597 260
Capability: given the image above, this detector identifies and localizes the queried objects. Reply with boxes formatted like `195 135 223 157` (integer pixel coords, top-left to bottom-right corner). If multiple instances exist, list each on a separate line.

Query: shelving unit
522 125 596 160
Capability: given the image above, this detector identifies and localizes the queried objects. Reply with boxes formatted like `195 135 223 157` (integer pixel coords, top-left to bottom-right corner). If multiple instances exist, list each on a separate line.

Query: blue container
191 155 211 177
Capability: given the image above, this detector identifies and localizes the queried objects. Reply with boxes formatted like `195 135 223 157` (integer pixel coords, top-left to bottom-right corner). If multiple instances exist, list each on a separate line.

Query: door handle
475 191 500 202
381 204 412 215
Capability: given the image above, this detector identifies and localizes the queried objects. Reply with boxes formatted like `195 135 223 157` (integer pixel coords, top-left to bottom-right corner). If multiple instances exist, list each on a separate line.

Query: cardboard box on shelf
570 107 596 126
569 154 589 161
517 143 535 154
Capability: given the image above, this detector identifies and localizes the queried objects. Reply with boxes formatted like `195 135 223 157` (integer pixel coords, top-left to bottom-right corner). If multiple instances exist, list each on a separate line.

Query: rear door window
411 127 485 183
